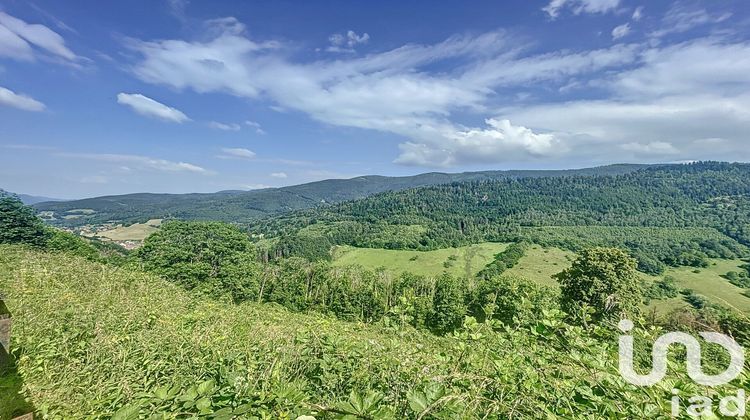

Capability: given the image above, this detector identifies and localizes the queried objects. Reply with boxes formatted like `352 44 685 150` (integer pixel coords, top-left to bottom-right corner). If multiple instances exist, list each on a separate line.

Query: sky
0 0 749 199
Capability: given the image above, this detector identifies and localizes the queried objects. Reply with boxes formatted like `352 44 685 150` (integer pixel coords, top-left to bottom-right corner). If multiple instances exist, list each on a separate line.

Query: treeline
135 221 553 334
131 221 750 338
251 162 750 274
516 226 745 274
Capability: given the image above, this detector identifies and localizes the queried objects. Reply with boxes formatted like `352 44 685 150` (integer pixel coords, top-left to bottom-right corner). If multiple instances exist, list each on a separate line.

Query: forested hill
31 164 644 226
253 162 750 274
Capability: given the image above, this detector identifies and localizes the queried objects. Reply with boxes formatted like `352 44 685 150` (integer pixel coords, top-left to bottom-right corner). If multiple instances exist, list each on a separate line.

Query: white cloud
543 0 621 19
395 118 560 167
650 4 731 38
0 12 77 62
632 6 644 21
270 172 287 178
621 141 679 155
219 147 256 159
60 153 209 174
125 22 638 168
327 30 370 53
245 120 266 134
116 93 190 123
243 183 271 190
611 23 630 40
611 39 750 98
209 121 241 131
124 16 750 167
0 23 33 60
0 86 45 111
167 0 190 21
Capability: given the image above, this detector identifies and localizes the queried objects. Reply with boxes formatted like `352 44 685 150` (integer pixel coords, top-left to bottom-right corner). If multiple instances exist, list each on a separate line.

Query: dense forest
255 162 750 274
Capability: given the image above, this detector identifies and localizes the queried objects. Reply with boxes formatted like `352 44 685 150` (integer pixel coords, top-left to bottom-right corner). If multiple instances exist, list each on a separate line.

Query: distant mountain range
32 164 649 227
18 194 67 205
0 190 67 205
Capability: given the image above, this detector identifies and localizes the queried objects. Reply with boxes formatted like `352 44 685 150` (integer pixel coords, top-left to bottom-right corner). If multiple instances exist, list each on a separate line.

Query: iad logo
618 319 744 386
617 319 746 417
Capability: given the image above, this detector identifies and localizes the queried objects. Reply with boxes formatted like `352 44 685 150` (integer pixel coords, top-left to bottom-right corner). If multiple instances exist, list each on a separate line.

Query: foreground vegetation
4 245 748 419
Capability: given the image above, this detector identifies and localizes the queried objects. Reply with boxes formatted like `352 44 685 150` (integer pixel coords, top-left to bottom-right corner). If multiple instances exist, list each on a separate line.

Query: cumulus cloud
209 121 241 131
0 86 45 111
219 147 256 159
327 30 370 53
611 23 630 40
116 93 190 123
395 119 560 167
0 12 77 62
270 172 287 178
543 0 621 19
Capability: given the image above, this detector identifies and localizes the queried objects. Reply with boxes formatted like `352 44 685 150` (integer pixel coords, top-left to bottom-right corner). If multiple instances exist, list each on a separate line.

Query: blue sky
0 0 748 198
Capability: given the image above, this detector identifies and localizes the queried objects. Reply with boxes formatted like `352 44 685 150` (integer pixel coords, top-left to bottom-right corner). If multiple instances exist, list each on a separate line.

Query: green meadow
331 242 510 278
333 243 750 314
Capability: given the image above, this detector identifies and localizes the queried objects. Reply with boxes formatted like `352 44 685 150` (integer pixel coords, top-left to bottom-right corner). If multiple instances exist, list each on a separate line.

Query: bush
683 291 709 309
475 241 528 280
644 276 680 300
44 229 101 261
429 273 466 334
469 274 556 326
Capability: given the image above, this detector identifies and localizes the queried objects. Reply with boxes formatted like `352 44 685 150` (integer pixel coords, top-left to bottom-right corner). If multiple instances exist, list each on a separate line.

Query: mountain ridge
32 163 650 226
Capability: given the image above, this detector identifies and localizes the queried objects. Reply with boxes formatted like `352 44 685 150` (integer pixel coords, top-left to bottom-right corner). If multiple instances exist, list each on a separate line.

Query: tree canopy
555 247 642 322
0 194 49 247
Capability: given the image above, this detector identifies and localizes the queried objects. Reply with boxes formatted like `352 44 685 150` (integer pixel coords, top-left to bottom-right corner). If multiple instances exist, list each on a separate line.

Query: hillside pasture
333 242 750 314
332 242 510 278
92 219 162 241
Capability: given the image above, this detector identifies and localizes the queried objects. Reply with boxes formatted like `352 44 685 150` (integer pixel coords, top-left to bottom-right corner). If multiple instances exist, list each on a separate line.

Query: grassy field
504 245 574 288
650 259 750 314
93 219 162 241
506 246 750 313
332 242 750 315
332 242 510 278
